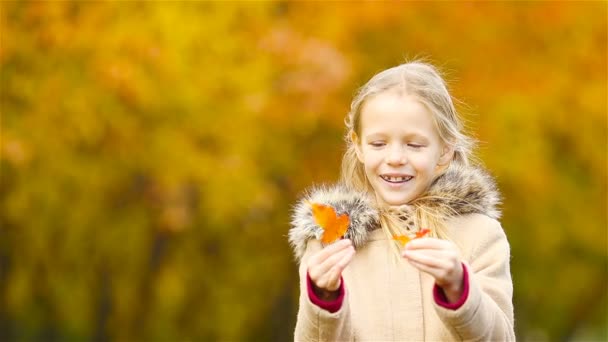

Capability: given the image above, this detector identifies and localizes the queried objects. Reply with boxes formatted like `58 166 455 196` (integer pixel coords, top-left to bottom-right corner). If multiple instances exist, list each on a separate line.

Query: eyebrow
365 132 430 143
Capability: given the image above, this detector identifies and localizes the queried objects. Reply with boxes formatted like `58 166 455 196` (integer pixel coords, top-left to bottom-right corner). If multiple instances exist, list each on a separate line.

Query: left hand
402 237 464 303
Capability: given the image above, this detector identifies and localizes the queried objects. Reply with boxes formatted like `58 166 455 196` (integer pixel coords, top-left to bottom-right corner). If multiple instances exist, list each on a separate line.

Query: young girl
289 61 515 341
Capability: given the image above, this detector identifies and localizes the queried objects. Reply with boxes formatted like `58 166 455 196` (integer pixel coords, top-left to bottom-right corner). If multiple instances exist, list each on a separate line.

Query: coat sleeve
293 239 354 342
433 215 516 341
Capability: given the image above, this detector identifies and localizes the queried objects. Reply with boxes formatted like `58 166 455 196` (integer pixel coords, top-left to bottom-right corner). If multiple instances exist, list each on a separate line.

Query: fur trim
288 184 379 262
288 164 501 262
422 164 501 220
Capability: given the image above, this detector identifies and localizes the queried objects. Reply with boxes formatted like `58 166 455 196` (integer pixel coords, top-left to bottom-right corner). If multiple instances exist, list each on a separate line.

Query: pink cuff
306 272 344 313
433 263 469 310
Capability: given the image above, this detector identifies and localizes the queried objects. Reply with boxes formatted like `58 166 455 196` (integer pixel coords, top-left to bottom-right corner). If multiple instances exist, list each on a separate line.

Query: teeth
382 175 412 183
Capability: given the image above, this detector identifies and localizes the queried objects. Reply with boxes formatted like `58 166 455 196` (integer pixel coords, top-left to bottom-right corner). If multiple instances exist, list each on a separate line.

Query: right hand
307 239 356 298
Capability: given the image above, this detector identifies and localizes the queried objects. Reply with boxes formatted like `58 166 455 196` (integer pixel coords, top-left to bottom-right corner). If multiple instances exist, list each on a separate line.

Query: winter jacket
288 164 515 341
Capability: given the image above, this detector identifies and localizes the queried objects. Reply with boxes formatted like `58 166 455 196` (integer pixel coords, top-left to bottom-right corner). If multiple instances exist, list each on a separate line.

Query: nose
386 145 406 165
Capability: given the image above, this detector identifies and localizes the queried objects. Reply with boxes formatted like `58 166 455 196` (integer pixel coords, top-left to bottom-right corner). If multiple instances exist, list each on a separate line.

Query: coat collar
288 163 501 262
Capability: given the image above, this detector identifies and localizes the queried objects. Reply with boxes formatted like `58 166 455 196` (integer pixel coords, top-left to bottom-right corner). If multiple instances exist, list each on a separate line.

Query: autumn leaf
415 228 431 238
309 202 350 244
393 228 431 246
392 235 411 246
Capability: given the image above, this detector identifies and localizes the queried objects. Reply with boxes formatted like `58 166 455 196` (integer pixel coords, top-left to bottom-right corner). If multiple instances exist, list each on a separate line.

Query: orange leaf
392 235 411 246
309 202 350 244
415 228 430 239
393 228 431 246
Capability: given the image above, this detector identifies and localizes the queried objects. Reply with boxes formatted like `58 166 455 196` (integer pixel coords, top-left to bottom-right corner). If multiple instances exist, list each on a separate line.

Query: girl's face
354 93 453 206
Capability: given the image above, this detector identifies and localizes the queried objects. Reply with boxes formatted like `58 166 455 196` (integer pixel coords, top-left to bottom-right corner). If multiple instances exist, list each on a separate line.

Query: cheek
412 154 440 173
362 150 384 168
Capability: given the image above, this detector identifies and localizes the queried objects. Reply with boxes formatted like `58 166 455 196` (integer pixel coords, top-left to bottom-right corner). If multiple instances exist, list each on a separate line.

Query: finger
405 237 450 251
334 246 356 271
407 259 462 288
319 246 355 273
329 247 356 284
310 246 355 280
407 259 443 278
319 238 352 257
309 239 352 265
324 267 342 292
403 247 460 268
323 249 355 291
402 250 451 269
402 248 454 259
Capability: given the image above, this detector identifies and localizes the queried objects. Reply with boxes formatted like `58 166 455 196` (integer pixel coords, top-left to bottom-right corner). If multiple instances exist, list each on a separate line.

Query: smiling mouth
380 175 413 183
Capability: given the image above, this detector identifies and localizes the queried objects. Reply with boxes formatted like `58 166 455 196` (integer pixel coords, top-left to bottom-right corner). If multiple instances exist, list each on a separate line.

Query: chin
378 193 413 206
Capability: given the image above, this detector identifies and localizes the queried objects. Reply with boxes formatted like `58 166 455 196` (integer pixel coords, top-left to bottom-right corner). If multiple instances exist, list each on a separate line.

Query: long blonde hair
340 61 475 247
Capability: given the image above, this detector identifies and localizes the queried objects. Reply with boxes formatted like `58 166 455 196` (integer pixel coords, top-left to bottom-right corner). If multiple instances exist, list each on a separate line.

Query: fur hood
288 164 501 261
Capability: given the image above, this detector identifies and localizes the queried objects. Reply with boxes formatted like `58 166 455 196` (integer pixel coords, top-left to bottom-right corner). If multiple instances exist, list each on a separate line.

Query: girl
289 61 515 341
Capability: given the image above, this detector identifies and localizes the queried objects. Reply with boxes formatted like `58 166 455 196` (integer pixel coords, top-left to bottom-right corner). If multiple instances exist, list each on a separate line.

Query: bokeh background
1 1 606 341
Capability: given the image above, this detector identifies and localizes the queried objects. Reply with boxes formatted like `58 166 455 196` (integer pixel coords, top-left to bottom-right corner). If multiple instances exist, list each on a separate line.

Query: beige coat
289 164 515 341
294 213 515 341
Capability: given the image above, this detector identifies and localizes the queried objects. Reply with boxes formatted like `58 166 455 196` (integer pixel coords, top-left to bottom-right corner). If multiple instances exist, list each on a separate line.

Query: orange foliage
392 228 430 246
309 202 350 244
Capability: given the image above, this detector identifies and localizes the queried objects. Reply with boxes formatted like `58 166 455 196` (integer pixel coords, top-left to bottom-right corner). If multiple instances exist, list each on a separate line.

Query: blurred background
1 1 606 341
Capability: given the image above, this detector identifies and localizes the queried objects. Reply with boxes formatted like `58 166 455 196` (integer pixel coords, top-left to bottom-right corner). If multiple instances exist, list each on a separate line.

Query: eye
407 143 424 149
369 141 386 148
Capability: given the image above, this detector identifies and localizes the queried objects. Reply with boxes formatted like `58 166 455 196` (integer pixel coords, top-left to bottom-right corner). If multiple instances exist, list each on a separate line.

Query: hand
307 239 355 300
402 237 464 303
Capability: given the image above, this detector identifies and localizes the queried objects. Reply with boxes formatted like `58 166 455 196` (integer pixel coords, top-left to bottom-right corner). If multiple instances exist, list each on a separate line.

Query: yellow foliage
0 1 606 340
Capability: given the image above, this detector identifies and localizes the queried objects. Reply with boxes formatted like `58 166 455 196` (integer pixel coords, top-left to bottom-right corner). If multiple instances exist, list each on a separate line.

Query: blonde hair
340 61 475 248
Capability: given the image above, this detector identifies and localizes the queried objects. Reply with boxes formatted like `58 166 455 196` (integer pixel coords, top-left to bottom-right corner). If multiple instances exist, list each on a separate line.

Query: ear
436 144 454 169
350 131 364 163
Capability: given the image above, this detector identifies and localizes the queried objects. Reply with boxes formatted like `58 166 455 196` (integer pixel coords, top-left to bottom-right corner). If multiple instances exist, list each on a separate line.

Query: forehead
359 93 439 138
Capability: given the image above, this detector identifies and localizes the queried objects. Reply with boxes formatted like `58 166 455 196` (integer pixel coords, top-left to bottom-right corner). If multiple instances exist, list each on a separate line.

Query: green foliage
1 1 606 341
